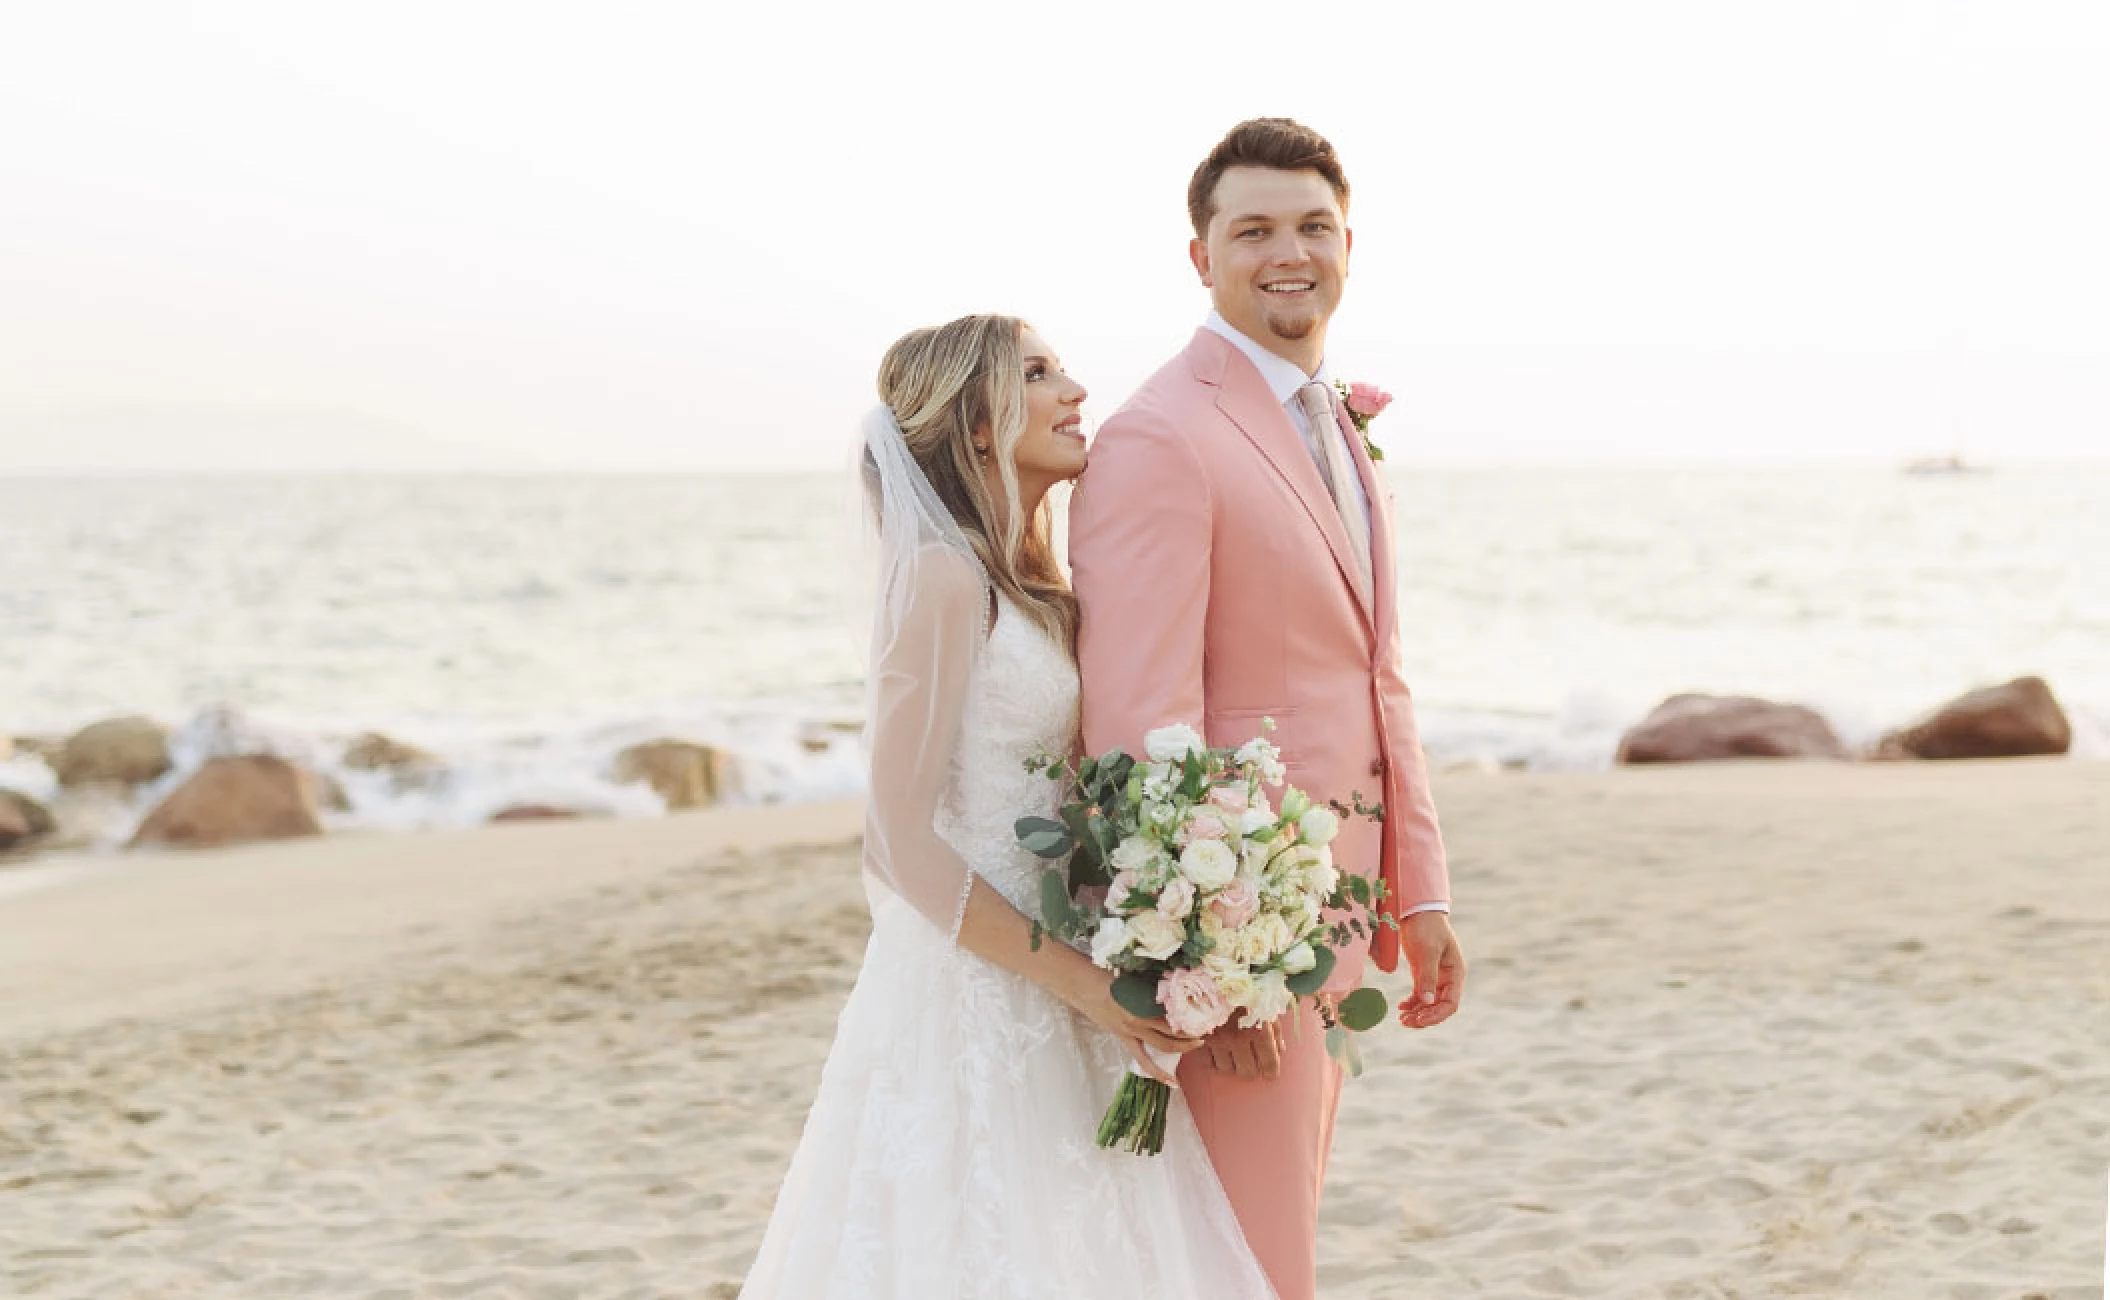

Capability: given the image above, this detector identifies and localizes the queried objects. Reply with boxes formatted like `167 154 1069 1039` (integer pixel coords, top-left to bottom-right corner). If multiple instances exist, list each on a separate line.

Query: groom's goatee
1266 313 1319 342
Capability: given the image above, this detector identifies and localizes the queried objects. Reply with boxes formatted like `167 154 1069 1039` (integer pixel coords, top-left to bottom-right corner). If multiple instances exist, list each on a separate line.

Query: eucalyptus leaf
1020 829 1072 859
1039 870 1079 930
1015 815 1066 843
1109 972 1163 1021
1337 986 1389 1032
1285 943 1337 996
1325 1024 1365 1079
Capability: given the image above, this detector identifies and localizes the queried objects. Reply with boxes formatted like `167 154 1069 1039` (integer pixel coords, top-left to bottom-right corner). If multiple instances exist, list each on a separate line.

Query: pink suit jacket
1071 327 1450 982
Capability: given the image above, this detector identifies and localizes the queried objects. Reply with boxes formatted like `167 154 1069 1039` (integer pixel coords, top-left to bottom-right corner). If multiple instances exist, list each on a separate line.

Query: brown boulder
1877 676 2072 760
0 790 56 853
1617 694 1848 764
489 804 587 823
612 740 737 810
129 756 325 850
57 716 174 788
342 732 440 771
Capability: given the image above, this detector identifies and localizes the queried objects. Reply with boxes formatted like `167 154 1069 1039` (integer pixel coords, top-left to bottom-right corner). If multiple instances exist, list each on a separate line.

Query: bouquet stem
1096 1074 1171 1156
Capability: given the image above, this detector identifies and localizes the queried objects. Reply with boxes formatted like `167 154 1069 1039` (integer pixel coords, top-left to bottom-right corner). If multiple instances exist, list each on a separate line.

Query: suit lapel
1205 338 1376 629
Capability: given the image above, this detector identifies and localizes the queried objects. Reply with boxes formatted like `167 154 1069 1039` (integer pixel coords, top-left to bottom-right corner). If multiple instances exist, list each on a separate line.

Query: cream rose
1126 910 1186 962
1155 876 1197 920
1178 838 1238 890
1280 941 1318 975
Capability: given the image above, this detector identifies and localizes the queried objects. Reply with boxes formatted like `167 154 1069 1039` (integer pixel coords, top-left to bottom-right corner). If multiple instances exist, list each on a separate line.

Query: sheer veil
857 405 990 941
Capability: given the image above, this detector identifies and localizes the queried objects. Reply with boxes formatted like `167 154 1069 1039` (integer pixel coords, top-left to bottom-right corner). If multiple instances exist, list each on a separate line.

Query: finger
1125 1038 1178 1086
1207 1043 1237 1075
1255 1024 1283 1079
1138 1025 1203 1054
1231 1040 1259 1081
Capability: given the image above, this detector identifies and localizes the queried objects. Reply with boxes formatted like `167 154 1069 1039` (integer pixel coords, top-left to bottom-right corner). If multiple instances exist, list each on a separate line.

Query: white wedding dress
739 593 1276 1299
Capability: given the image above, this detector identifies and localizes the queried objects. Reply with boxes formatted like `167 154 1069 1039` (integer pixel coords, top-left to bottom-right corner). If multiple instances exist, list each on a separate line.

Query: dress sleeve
861 547 987 940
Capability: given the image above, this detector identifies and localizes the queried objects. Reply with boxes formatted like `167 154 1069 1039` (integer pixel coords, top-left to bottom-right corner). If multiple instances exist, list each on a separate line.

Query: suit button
1369 757 1387 776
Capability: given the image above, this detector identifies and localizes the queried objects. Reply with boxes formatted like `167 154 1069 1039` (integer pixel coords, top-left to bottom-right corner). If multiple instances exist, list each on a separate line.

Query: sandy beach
2 761 2104 1298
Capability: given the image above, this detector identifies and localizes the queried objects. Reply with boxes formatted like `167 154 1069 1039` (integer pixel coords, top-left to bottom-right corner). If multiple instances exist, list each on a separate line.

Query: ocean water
2 467 2104 845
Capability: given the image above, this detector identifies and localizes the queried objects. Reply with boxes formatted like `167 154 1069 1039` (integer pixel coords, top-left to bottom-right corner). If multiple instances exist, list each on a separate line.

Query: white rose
1232 736 1277 769
1126 910 1187 962
1178 838 1238 890
1254 912 1295 959
1155 876 1197 920
1308 856 1340 899
1089 915 1131 967
1144 723 1206 764
1280 941 1317 975
1240 969 1294 1027
1297 805 1340 848
1109 835 1156 874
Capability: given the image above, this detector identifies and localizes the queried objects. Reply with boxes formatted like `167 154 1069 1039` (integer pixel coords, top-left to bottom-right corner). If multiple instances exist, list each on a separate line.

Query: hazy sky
4 0 2107 471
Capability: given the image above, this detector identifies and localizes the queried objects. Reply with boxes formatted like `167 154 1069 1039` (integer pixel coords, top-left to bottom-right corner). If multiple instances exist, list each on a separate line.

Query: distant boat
1902 454 1987 476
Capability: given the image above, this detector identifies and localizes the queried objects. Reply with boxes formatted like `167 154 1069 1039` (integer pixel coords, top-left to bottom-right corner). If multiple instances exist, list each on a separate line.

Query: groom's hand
1397 911 1467 1029
1202 1021 1282 1080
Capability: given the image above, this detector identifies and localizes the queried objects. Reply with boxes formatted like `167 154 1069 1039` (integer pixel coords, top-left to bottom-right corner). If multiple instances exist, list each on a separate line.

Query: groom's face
1190 166 1351 361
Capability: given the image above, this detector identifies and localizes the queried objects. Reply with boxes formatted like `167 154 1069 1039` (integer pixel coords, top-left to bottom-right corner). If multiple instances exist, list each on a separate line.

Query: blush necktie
1294 381 1373 588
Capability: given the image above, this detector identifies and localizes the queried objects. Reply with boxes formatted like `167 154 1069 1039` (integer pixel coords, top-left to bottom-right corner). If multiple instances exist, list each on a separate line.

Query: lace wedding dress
738 593 1276 1299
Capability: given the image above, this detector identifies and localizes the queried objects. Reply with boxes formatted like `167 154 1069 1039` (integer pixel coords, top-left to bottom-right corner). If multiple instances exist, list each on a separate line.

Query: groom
1070 118 1466 1298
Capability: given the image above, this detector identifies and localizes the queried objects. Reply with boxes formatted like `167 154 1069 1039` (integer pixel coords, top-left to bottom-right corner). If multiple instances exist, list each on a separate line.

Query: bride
739 315 1276 1298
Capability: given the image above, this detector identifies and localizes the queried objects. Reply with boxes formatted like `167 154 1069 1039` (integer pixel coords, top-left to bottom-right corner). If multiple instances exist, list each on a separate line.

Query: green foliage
1285 943 1337 996
1015 815 1072 860
1109 971 1163 1021
1325 1024 1366 1079
1336 986 1388 1032
1039 869 1083 937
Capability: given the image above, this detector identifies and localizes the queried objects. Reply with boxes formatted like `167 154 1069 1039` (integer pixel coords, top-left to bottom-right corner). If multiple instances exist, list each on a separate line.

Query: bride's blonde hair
874 314 1078 651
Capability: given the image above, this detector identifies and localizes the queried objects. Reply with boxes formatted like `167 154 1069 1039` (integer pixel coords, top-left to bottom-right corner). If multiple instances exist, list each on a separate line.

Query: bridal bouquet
1016 722 1393 1155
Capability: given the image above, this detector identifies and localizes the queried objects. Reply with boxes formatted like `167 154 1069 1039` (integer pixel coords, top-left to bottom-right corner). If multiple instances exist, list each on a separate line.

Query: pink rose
1206 784 1250 815
1155 876 1196 920
1178 809 1228 844
1158 967 1233 1038
1208 878 1260 930
1346 381 1392 419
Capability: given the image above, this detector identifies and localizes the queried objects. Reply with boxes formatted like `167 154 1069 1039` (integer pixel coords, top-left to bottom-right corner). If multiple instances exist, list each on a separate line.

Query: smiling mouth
1262 280 1316 296
1054 418 1084 438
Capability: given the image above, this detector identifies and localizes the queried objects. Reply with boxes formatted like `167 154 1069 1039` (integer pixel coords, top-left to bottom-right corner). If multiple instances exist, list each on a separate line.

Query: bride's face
1009 327 1089 486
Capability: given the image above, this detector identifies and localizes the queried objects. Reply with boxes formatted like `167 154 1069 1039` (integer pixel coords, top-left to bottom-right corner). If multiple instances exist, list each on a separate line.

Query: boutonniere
1333 380 1393 461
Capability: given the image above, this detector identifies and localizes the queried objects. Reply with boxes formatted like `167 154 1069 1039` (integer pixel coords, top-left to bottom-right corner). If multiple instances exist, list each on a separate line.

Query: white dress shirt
1201 314 1449 921
1202 312 1372 534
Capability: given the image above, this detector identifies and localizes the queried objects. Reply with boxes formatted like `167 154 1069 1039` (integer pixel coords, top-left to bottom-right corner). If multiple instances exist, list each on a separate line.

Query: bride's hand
1065 972 1201 1086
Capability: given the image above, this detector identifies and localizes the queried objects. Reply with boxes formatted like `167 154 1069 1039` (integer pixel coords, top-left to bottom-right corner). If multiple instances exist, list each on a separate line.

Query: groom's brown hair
1187 117 1351 238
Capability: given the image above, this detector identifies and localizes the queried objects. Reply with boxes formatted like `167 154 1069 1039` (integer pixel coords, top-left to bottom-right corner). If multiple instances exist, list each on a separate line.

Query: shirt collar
1203 310 1333 407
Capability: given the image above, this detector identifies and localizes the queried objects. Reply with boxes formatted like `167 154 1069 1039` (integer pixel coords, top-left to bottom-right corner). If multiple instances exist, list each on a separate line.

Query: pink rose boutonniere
1334 379 1393 462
